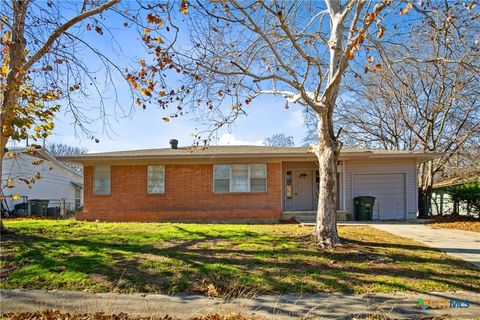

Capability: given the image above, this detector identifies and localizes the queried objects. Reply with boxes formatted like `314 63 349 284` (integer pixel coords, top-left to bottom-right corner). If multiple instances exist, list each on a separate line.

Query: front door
293 170 314 211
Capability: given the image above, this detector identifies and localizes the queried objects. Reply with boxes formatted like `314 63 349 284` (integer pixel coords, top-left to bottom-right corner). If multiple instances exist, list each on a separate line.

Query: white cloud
286 109 304 129
216 133 263 146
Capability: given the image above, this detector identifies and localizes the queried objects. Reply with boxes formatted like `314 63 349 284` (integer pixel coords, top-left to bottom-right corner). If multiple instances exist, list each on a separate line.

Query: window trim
147 164 165 194
93 165 111 195
213 163 267 193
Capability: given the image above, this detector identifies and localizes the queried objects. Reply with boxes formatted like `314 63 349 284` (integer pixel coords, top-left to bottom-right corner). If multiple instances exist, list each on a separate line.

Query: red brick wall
78 163 282 222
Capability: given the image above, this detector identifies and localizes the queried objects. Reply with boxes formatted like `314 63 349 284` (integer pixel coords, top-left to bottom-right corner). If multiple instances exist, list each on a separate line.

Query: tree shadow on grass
1 228 479 297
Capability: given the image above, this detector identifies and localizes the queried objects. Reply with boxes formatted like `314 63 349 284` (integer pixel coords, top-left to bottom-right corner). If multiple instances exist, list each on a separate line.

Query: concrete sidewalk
1 289 479 319
370 224 480 268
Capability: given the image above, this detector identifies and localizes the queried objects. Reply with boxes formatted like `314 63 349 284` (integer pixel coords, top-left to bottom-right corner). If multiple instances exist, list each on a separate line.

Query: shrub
446 180 480 216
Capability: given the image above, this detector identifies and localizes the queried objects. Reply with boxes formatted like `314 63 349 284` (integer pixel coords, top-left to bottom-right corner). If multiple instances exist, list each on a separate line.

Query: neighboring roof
57 145 442 163
433 170 480 189
71 181 84 189
4 147 83 177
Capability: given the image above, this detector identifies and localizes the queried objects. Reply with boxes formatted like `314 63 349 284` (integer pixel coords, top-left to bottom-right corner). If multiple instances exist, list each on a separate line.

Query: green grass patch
1 219 479 296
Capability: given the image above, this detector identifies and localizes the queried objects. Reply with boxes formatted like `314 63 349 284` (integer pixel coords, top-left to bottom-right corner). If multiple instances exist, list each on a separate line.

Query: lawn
1 219 479 296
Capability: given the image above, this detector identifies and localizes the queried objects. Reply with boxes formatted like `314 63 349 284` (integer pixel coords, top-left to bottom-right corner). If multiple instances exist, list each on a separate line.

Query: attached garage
352 173 407 220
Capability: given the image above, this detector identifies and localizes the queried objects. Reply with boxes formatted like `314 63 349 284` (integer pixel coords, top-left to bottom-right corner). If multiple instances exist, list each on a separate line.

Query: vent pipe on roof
169 139 178 149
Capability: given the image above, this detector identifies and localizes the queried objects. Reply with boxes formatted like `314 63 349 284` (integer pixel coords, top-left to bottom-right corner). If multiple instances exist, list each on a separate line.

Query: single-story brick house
59 145 440 223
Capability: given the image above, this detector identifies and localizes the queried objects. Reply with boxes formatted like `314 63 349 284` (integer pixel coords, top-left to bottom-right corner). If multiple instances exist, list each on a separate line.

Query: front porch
281 160 348 223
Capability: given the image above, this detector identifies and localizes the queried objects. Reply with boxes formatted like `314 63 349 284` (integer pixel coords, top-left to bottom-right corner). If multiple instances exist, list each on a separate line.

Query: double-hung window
213 164 267 192
94 166 111 195
147 165 165 193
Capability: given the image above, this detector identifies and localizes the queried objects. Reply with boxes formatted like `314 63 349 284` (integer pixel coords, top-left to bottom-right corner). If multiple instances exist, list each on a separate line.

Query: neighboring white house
1 147 83 215
431 171 480 216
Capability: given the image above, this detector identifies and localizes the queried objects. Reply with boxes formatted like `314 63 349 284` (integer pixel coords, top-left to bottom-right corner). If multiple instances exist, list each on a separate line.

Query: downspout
342 160 346 210
415 159 419 219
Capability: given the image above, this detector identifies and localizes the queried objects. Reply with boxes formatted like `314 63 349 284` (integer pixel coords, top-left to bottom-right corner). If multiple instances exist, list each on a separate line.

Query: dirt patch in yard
429 215 480 232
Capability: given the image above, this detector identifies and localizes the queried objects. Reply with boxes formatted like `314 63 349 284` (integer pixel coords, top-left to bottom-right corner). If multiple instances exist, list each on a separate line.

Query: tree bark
418 161 434 218
314 112 340 247
1 0 29 234
0 138 6 234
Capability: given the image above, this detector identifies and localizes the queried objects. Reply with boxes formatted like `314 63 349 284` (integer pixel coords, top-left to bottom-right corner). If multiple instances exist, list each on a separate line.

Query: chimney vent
169 139 178 149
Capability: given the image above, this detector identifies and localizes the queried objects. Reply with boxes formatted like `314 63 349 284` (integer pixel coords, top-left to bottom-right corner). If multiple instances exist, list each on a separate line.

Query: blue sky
49 94 308 153
5 2 310 153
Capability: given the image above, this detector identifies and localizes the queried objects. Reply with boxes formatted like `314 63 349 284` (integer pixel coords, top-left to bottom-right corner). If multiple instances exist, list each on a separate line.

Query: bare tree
337 1 480 217
129 0 396 246
0 0 171 233
264 133 295 147
46 143 87 156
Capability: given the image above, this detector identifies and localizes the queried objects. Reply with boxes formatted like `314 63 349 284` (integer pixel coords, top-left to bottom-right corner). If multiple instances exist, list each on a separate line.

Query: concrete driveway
371 223 480 268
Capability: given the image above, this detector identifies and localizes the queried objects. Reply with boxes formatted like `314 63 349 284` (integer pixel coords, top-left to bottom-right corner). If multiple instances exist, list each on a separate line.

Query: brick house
59 145 440 222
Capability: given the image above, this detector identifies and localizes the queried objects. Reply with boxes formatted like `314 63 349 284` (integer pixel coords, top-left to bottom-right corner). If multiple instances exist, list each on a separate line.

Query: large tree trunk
0 136 7 234
315 113 340 247
0 0 29 234
418 161 433 218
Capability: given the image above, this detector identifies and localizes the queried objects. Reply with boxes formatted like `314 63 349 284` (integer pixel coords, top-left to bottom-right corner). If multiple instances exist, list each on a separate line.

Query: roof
57 145 442 163
71 181 84 189
433 170 480 189
5 147 83 177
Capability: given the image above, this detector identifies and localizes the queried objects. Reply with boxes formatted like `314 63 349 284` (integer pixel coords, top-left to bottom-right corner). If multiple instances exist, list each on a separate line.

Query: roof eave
58 150 441 164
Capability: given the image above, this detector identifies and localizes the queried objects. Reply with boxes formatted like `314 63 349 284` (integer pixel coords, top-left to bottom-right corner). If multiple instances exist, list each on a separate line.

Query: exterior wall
2 153 83 211
344 158 418 220
79 162 282 222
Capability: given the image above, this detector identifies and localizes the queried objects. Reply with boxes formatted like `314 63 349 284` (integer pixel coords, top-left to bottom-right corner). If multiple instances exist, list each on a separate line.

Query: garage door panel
353 173 406 220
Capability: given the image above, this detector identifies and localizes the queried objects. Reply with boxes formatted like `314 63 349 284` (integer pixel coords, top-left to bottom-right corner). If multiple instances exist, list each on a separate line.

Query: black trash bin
46 207 60 216
29 199 49 216
354 196 376 221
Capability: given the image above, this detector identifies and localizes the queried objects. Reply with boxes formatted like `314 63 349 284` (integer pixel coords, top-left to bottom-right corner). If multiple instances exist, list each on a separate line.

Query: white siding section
353 173 406 219
2 153 83 211
344 158 418 220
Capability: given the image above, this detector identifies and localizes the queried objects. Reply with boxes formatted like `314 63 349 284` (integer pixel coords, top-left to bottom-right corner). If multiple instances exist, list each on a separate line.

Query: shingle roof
57 145 442 163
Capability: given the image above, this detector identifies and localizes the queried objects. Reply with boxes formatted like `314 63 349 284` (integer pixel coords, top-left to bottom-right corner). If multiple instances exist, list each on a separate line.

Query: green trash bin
354 196 376 221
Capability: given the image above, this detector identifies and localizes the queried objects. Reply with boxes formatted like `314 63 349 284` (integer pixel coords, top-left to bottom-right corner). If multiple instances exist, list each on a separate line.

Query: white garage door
353 173 406 220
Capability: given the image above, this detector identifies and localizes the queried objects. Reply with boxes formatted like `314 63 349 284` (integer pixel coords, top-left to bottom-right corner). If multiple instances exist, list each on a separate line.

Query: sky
6 1 310 153
49 95 308 153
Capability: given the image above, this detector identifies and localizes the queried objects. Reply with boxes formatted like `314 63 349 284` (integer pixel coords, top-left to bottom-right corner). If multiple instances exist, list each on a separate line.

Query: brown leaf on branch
377 26 385 38
146 13 164 26
181 0 189 14
400 2 414 15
